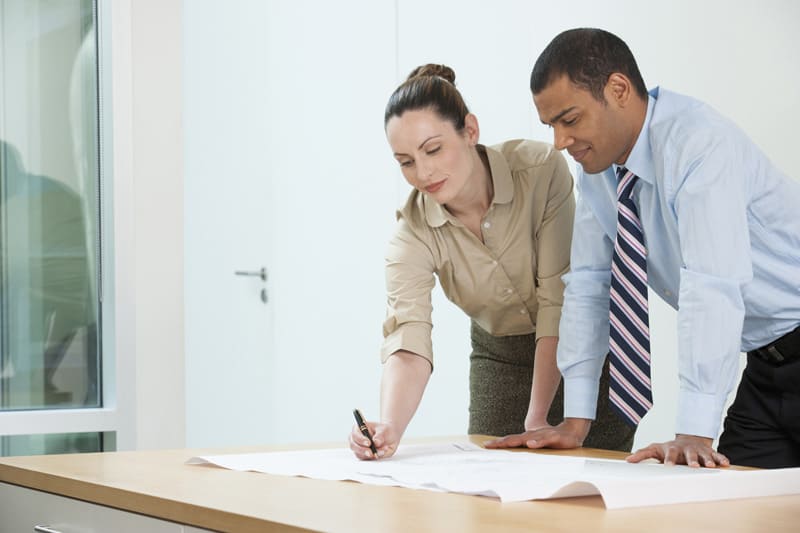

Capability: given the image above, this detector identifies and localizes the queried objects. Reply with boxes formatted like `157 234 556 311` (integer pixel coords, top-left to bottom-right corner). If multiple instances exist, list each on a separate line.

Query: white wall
394 0 800 448
131 0 800 449
109 0 185 450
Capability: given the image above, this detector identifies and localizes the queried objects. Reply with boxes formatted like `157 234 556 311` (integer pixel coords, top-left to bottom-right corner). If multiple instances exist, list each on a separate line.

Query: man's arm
628 128 751 467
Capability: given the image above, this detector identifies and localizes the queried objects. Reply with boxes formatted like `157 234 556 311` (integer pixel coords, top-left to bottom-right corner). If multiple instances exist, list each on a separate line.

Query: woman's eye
426 147 441 155
399 160 413 167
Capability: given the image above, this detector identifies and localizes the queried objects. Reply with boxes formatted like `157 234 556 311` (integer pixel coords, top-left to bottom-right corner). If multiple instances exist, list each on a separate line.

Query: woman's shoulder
388 190 440 260
488 139 561 171
395 188 433 236
488 139 570 189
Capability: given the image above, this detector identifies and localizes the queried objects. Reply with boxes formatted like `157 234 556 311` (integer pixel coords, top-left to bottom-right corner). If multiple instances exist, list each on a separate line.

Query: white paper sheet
187 443 800 508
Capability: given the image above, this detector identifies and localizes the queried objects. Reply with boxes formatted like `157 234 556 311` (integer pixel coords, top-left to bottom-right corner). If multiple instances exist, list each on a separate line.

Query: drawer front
0 482 198 533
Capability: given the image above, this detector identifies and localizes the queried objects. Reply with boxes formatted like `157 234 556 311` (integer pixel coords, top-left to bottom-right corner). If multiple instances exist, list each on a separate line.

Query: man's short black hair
531 28 648 101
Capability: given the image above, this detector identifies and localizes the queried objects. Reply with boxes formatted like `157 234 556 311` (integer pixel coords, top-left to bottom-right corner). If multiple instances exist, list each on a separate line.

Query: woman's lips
425 179 446 193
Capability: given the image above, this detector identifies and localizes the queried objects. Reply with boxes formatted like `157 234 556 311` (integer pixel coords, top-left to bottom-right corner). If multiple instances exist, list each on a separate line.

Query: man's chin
576 161 607 175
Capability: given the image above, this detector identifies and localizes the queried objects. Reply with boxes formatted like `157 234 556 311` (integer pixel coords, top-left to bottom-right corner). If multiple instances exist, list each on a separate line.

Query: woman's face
386 108 479 205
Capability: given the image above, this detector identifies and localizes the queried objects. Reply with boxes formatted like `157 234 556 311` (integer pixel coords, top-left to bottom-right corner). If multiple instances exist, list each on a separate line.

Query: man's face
533 74 633 174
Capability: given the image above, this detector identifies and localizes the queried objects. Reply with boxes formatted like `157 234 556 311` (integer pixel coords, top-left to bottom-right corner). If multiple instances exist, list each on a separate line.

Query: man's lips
569 147 590 163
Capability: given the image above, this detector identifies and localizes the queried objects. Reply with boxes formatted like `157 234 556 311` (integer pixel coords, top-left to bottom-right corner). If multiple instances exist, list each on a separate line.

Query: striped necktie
608 166 652 426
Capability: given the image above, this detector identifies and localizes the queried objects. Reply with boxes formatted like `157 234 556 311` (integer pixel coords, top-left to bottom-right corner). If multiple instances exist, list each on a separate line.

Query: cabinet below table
0 482 215 533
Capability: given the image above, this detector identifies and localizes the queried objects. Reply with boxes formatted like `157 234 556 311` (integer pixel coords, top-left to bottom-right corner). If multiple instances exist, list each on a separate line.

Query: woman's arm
527 150 573 430
380 350 431 437
525 336 560 430
350 350 431 460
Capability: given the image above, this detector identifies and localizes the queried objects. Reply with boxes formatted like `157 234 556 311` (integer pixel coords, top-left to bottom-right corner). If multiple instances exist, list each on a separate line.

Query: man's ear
606 72 633 108
463 113 480 146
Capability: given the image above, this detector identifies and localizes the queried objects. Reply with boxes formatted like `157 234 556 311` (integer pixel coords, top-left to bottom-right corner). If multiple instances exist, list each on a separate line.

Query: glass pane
0 0 101 410
1 431 113 456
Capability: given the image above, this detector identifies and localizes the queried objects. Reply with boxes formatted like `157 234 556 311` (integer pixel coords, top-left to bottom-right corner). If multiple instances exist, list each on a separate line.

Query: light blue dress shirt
559 87 800 439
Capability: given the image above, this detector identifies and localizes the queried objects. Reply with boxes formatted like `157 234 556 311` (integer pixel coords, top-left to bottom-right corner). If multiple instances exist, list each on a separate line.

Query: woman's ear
463 113 480 146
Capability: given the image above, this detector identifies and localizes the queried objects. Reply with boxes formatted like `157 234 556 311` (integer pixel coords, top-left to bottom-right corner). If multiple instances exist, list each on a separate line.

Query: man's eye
564 117 577 126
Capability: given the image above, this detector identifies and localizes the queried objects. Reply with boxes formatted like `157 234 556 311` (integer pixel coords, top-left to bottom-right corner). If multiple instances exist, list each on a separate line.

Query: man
486 28 800 468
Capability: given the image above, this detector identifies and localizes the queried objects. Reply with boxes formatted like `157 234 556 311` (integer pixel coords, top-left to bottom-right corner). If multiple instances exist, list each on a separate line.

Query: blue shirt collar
613 91 657 184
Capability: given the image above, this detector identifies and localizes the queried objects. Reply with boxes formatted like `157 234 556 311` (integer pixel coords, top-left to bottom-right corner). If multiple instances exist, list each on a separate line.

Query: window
0 0 105 455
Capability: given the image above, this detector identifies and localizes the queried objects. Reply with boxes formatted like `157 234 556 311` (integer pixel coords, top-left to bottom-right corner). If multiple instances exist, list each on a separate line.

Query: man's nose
553 126 573 151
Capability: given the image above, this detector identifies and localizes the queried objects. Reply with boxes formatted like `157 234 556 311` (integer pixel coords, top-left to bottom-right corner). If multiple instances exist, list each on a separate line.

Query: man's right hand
483 418 592 450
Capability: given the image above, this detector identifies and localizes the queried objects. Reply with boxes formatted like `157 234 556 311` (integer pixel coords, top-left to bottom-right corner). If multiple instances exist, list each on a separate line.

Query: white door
184 1 399 447
184 1 274 447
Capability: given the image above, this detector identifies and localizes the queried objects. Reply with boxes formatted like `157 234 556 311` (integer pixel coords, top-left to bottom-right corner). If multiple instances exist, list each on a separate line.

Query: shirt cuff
381 322 433 365
563 376 600 420
535 305 562 340
675 390 725 439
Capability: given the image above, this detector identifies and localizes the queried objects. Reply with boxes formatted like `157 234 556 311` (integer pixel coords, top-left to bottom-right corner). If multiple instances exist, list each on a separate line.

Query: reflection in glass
0 0 101 413
0 431 112 457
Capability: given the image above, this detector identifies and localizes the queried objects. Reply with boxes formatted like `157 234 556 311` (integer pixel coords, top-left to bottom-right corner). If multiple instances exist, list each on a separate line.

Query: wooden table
0 436 798 532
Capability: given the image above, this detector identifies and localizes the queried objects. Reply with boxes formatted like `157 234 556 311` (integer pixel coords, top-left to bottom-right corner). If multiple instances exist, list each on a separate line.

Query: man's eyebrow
543 106 576 125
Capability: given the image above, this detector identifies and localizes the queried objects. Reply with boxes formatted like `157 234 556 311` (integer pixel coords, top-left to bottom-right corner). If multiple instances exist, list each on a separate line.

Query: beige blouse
381 139 575 365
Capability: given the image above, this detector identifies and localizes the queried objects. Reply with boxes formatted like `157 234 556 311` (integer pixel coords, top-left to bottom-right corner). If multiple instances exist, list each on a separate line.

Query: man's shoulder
649 87 733 141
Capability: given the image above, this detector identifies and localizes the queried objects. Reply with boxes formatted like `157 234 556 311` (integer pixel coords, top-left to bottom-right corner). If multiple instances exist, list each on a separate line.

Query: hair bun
406 64 456 85
385 62 468 128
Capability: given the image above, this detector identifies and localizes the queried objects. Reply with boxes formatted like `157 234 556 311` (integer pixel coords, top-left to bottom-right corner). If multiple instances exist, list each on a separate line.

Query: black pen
353 408 379 457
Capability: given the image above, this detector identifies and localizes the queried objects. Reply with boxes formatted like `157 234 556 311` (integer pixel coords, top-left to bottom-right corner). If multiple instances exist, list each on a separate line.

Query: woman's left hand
524 414 554 433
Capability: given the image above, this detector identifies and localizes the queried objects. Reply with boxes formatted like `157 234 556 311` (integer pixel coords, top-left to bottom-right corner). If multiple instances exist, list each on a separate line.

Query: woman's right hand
348 420 401 460
349 350 431 461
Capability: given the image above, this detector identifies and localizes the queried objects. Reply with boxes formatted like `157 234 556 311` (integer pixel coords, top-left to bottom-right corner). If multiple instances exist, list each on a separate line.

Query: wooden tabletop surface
0 435 798 532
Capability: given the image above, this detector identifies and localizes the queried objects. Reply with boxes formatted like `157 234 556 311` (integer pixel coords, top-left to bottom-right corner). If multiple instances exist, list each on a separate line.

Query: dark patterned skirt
468 321 635 452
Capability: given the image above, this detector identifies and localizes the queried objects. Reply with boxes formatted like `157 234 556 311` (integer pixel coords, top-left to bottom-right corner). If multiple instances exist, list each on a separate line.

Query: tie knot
616 166 638 201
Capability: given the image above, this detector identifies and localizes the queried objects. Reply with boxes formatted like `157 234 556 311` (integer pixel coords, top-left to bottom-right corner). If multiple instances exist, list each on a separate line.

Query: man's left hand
626 434 730 468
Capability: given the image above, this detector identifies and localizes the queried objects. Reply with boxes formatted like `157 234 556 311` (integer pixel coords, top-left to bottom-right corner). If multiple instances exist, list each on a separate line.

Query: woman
349 64 633 459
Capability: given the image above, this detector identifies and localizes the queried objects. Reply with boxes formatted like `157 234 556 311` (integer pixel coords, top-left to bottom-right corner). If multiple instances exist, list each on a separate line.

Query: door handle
235 267 268 303
234 267 267 282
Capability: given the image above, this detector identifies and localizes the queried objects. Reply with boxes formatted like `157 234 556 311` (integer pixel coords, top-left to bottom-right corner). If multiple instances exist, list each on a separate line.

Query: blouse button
483 221 491 229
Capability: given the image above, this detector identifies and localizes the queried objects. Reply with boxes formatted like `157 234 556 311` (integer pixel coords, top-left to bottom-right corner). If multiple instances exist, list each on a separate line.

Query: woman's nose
418 161 434 179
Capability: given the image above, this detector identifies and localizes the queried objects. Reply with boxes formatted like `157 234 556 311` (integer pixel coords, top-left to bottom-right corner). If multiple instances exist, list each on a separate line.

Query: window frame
0 0 136 451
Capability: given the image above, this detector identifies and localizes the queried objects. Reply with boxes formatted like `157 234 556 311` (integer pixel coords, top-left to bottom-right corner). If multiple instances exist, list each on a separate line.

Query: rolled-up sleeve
381 217 436 366
534 152 575 339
